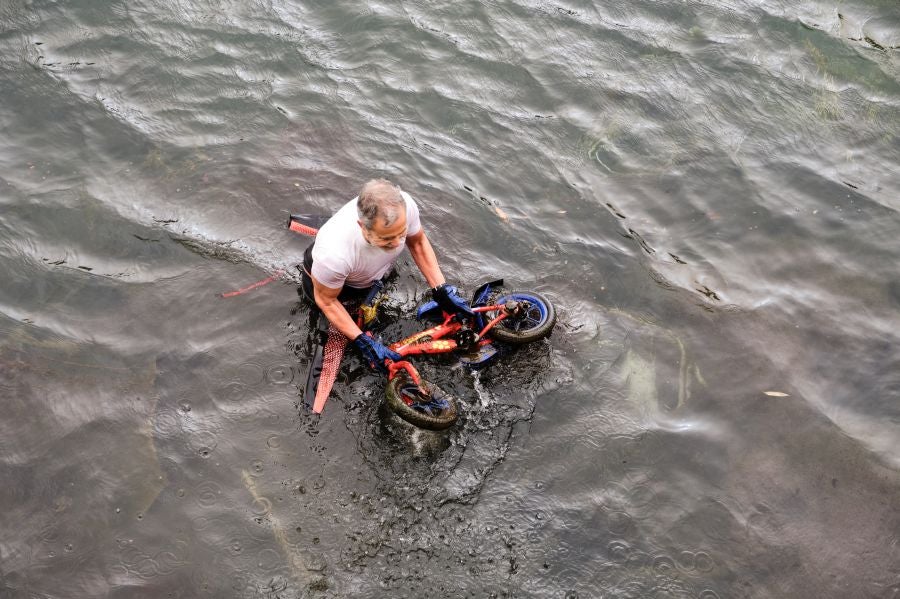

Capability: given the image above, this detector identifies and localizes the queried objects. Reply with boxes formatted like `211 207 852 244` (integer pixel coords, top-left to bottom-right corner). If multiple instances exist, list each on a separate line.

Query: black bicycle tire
385 374 459 430
488 290 556 345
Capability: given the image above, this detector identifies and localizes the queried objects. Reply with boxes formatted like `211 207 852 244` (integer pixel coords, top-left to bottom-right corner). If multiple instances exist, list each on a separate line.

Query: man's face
360 213 408 251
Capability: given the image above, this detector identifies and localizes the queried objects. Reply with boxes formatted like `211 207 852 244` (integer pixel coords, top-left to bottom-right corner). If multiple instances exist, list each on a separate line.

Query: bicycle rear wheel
488 290 556 345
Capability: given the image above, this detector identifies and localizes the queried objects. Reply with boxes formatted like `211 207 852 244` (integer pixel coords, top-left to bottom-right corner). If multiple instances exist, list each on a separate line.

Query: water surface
1 1 899 597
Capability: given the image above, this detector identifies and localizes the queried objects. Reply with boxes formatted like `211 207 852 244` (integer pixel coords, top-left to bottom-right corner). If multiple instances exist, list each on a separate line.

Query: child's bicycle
381 279 556 430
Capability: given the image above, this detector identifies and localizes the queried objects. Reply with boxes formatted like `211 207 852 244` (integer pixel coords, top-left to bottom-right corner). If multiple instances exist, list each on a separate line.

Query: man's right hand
353 333 402 374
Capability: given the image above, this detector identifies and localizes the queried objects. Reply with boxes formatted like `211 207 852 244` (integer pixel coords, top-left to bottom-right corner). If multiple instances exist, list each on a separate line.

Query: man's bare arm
312 277 363 340
405 230 445 289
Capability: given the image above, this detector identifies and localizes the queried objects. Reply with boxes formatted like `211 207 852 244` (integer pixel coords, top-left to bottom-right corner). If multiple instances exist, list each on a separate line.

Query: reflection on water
2 0 899 597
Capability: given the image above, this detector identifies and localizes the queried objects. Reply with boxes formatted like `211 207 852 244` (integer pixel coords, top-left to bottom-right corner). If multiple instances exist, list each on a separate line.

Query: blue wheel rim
495 293 549 333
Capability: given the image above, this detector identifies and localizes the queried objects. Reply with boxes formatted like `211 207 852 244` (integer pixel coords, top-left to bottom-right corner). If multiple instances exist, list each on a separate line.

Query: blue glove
353 333 401 373
431 283 474 317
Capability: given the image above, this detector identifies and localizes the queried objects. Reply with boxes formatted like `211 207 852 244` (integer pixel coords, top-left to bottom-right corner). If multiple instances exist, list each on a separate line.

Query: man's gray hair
357 179 406 229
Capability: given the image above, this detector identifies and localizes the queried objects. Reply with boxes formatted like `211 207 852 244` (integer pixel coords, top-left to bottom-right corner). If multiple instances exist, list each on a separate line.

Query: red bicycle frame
384 303 516 387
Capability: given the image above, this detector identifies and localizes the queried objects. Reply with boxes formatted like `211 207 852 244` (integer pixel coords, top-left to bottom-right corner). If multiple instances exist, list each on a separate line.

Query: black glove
431 283 474 317
353 333 402 373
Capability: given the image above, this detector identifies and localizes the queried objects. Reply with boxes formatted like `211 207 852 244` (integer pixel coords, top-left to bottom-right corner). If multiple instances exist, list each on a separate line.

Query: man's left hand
431 283 474 318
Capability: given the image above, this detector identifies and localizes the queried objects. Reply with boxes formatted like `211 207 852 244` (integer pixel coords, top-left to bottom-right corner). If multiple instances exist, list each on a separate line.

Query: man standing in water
299 178 472 372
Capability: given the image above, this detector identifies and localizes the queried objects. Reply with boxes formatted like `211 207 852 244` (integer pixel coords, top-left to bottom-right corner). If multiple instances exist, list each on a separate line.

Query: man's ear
357 220 371 242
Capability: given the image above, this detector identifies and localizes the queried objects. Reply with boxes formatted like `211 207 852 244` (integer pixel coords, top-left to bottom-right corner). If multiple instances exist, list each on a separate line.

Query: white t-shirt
311 191 422 289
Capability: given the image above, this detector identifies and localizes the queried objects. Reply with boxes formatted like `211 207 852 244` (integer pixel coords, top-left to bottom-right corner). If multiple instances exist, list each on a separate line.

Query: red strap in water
220 270 284 298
